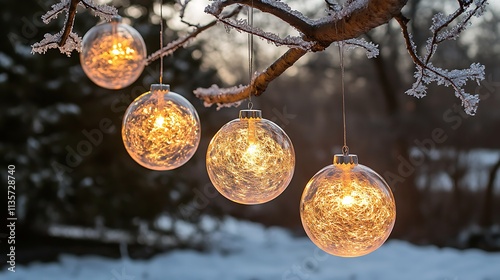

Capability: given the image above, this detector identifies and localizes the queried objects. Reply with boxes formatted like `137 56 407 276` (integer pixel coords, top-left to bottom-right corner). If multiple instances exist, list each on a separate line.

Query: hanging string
339 42 349 156
159 0 164 84
247 1 254 109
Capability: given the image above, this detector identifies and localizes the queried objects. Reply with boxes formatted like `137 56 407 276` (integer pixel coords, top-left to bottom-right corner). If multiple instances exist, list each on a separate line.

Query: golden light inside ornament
122 84 201 170
80 16 146 89
300 154 396 257
206 110 295 204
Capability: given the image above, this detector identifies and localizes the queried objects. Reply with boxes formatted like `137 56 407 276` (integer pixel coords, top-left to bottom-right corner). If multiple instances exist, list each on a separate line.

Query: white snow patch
3 217 500 280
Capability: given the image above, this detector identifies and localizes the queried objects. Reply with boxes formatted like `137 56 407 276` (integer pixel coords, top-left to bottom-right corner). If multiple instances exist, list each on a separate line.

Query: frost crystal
32 0 117 56
322 0 369 21
42 0 70 24
217 17 313 50
31 31 82 57
337 39 379 58
80 0 118 21
404 0 489 115
194 84 245 109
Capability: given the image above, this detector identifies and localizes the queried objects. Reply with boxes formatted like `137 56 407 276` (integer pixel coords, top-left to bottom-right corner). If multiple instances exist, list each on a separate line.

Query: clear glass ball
300 155 396 257
122 84 201 170
206 110 295 205
80 16 146 89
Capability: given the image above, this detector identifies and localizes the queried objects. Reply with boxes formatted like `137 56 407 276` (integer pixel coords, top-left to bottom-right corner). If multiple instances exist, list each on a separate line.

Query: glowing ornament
122 84 201 170
80 15 146 89
300 154 396 257
206 109 295 204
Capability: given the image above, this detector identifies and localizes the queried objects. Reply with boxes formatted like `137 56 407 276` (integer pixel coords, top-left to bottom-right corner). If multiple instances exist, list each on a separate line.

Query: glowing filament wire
300 154 396 257
206 110 295 205
122 84 201 170
80 16 146 89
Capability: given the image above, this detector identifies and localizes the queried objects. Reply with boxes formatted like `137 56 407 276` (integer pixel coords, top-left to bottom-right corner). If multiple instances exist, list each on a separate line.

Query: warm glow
122 84 201 170
206 110 295 205
80 16 146 89
300 157 396 257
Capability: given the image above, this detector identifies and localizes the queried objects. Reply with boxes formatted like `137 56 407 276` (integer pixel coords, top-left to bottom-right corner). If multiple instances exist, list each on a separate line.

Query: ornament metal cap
111 15 122 23
151 84 170 94
333 154 358 165
239 109 262 119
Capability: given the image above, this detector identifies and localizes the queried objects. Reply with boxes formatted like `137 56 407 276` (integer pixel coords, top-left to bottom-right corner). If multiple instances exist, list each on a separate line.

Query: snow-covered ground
2 218 500 280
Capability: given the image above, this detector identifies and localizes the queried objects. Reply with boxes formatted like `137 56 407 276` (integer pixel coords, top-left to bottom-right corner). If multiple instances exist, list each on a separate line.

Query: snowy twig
146 6 243 65
337 38 379 58
32 0 117 56
215 17 314 50
177 0 200 28
42 0 70 24
59 0 80 47
80 0 118 21
395 0 487 115
205 0 315 37
194 48 307 107
31 31 82 56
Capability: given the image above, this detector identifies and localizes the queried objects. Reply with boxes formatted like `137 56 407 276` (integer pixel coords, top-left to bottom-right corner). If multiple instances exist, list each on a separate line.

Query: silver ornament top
111 15 122 23
239 109 262 119
333 154 358 165
151 84 170 95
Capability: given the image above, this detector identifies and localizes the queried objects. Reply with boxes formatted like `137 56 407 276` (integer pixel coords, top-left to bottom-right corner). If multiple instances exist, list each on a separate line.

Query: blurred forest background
1 0 499 265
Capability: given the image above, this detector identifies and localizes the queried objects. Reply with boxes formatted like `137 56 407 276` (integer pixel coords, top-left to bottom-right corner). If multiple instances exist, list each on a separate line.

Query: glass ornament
300 154 396 257
206 109 295 204
80 16 146 89
122 84 201 170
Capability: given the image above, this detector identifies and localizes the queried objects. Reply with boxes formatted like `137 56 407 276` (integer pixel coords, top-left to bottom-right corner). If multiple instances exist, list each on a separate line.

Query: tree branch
205 0 315 37
146 6 243 65
194 48 307 106
395 0 486 116
59 0 80 47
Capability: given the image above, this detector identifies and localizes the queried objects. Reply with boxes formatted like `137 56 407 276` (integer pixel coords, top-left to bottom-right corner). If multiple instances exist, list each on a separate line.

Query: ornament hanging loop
342 145 349 156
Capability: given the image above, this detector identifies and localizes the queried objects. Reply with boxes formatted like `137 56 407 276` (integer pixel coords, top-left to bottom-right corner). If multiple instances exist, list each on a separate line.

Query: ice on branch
80 0 118 21
258 0 315 25
194 84 245 109
42 0 70 24
398 0 489 115
217 17 314 50
337 38 379 58
206 0 314 26
322 0 369 21
32 0 117 56
31 31 82 57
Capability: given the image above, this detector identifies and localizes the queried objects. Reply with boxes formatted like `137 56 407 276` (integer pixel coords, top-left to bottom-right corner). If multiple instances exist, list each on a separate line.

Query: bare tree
32 0 488 113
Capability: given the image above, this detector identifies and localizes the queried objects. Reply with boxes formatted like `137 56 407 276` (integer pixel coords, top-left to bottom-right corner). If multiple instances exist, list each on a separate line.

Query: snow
414 148 500 192
3 217 500 280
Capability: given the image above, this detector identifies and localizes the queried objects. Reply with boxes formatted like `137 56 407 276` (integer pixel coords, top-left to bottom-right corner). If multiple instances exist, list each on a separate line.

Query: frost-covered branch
31 0 117 56
215 17 314 50
338 38 379 59
194 48 307 107
395 0 488 115
195 0 406 105
31 0 490 113
205 0 316 36
146 6 243 65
